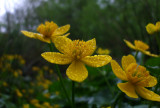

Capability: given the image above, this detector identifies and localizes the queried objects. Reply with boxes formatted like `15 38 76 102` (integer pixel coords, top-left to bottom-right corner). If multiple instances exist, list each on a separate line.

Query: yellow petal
54 37 73 55
34 33 50 43
81 55 112 67
136 86 160 102
41 52 72 65
146 23 157 34
21 31 36 38
118 82 138 98
140 50 159 57
124 39 136 50
146 76 157 87
121 55 136 71
81 38 96 57
110 60 128 81
156 21 160 31
51 33 70 42
53 24 70 36
66 61 88 82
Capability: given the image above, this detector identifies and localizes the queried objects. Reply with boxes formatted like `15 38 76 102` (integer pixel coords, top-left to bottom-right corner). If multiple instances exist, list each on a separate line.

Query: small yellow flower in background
41 37 112 82
23 104 29 108
55 91 60 95
124 39 159 57
16 89 23 97
146 21 160 34
96 47 110 55
53 104 60 108
21 21 70 43
30 99 39 104
2 82 8 87
111 55 160 102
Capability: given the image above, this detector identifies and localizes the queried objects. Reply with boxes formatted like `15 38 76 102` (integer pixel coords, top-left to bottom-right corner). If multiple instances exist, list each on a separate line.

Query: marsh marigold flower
111 55 160 102
124 39 158 57
41 37 112 82
96 47 110 55
21 21 70 43
146 21 160 34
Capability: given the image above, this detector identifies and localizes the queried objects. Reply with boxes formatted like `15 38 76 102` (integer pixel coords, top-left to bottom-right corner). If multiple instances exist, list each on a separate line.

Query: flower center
134 40 149 51
126 63 150 86
37 21 58 38
71 40 86 60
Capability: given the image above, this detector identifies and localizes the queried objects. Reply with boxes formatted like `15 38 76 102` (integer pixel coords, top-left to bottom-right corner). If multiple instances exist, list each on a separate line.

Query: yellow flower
41 37 112 82
96 48 110 55
111 55 160 102
16 89 23 97
21 21 70 43
23 104 29 108
146 21 160 34
124 40 159 57
30 99 39 104
3 82 8 87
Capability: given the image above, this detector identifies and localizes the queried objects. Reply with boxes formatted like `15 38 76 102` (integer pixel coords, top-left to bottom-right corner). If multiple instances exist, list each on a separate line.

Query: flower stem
72 81 75 108
134 51 139 60
112 91 123 108
49 41 72 107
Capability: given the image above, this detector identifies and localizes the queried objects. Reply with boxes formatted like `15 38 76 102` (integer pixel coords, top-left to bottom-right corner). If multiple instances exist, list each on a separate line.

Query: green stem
112 92 123 108
72 81 75 108
49 41 72 106
97 68 114 96
134 51 139 60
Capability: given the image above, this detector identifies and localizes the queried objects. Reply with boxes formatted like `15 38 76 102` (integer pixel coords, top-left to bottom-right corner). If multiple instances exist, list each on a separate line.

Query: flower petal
146 76 157 87
124 39 136 50
81 38 96 57
136 86 160 102
34 33 50 43
66 61 88 82
53 24 70 36
146 23 157 35
140 50 159 57
118 82 138 98
111 60 128 81
21 31 37 38
41 52 72 65
54 37 73 55
81 55 112 67
121 55 136 71
156 21 160 31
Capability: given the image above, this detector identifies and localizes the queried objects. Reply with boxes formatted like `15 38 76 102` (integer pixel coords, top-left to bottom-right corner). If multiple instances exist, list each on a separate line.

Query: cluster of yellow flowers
22 20 160 105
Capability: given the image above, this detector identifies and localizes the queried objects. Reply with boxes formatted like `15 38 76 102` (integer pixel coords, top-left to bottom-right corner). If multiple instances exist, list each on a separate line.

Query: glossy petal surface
66 61 88 82
118 82 138 98
53 24 70 36
111 60 128 81
121 55 136 71
81 55 112 67
54 37 73 55
136 86 160 102
21 31 37 38
124 40 136 50
140 50 159 57
34 33 50 43
145 76 157 87
41 52 72 65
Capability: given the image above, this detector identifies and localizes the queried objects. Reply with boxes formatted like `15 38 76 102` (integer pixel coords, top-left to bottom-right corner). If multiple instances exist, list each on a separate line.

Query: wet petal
53 24 70 36
111 60 128 81
118 82 138 98
140 50 159 57
136 86 160 102
66 61 88 82
81 55 112 67
54 37 73 55
41 52 72 65
146 23 157 35
124 39 136 50
21 31 37 38
146 76 157 87
51 33 70 42
81 38 96 57
122 55 136 71
34 33 50 43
